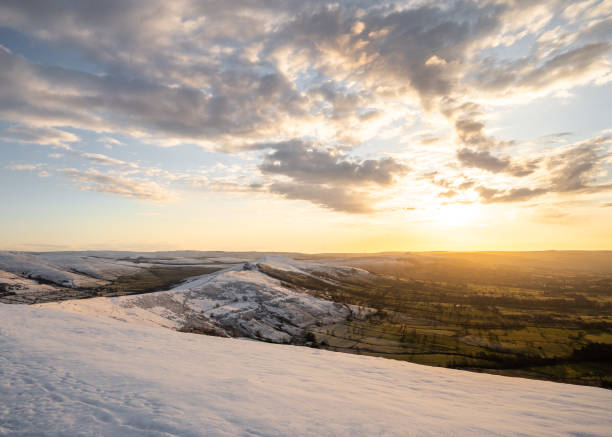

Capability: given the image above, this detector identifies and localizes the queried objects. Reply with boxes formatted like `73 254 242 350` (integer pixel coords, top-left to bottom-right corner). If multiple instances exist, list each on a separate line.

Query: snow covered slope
42 256 373 342
0 251 253 303
1 305 611 436
0 251 248 289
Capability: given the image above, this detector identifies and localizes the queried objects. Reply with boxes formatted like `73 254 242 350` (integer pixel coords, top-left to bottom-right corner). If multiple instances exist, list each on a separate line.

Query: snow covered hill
1 304 611 436
0 251 253 303
42 256 374 342
0 251 254 286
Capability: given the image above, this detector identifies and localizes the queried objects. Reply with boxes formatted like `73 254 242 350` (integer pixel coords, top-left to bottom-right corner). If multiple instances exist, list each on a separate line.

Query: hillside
1 304 611 436
41 256 374 342
3 250 612 387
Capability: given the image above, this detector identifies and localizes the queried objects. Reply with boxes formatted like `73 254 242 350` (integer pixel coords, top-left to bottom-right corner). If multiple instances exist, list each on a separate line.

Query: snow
0 251 367 298
42 260 370 342
257 255 372 278
1 304 611 436
0 270 61 295
0 251 249 291
0 252 87 288
0 251 144 288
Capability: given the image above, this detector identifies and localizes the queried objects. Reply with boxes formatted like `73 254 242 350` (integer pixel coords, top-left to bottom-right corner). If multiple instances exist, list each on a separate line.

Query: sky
1 0 611 252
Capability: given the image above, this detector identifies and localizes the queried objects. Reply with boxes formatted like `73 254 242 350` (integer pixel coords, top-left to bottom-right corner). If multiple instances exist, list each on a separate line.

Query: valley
2 250 611 388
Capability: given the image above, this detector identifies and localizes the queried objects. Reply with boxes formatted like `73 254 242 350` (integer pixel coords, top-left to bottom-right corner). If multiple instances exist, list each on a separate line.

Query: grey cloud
521 42 612 89
548 137 611 192
444 101 515 150
0 1 607 152
457 148 510 172
269 182 373 214
254 140 408 213
309 82 372 121
274 2 506 107
475 136 612 204
540 132 573 138
259 140 408 186
474 43 612 92
457 148 538 177
0 1 301 77
0 42 308 149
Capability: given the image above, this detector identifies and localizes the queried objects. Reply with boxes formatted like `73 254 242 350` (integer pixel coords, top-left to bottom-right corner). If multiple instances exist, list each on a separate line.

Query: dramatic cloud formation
0 0 611 219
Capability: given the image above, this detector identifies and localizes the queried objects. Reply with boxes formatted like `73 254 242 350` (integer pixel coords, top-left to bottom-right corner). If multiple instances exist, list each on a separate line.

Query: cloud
473 42 612 94
540 132 574 139
269 182 373 214
253 140 408 212
477 186 548 204
98 137 124 145
75 152 138 168
259 140 408 186
457 148 538 176
520 43 612 90
5 162 51 178
194 139 408 213
5 163 42 171
61 168 172 201
0 44 310 150
457 148 510 173
0 123 78 149
475 136 612 204
0 0 611 214
438 190 458 199
0 1 575 151
548 137 611 192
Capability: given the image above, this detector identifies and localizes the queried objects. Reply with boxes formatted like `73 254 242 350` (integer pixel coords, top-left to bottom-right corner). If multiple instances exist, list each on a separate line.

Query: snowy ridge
43 256 374 342
0 251 93 288
0 251 149 288
0 251 253 300
1 305 611 437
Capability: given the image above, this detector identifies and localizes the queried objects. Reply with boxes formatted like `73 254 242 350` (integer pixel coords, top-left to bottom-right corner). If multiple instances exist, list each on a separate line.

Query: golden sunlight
433 203 484 228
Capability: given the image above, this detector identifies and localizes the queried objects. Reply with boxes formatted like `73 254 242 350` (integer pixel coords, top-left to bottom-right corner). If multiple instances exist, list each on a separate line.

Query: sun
434 203 484 228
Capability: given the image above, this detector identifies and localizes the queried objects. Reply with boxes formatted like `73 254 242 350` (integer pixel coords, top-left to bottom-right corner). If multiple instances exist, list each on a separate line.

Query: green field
290 264 612 388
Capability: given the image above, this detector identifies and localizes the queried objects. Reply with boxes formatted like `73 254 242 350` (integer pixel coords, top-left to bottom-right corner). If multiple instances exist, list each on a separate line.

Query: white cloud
61 168 174 201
